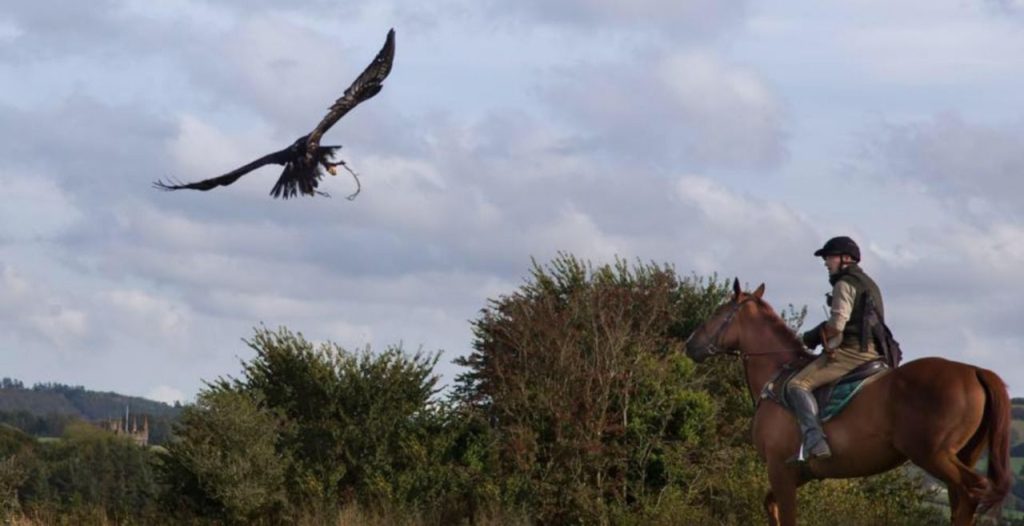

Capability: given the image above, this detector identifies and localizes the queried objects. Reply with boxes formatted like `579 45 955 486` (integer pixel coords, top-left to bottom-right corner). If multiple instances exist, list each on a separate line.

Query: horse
684 279 1011 526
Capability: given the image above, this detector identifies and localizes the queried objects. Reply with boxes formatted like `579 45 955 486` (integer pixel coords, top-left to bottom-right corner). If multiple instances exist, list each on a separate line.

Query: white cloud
659 51 787 166
544 49 788 169
839 21 1024 85
0 171 82 241
870 113 1024 218
483 0 748 34
196 15 387 133
675 175 810 242
0 264 92 351
167 115 279 190
3 0 1024 400
105 289 192 336
147 385 186 405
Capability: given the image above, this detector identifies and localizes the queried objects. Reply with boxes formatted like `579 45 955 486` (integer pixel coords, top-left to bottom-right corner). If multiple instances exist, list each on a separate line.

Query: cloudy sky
2 0 1024 403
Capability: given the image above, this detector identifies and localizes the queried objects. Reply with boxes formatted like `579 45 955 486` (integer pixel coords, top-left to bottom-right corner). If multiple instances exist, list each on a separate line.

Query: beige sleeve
826 280 857 347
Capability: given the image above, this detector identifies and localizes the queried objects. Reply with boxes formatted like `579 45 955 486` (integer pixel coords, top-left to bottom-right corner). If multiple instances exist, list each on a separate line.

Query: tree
454 254 945 525
160 327 448 521
455 255 731 522
159 388 287 525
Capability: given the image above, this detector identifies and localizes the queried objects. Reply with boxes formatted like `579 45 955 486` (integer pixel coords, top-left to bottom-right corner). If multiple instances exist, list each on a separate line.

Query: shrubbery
0 422 163 525
2 254 961 524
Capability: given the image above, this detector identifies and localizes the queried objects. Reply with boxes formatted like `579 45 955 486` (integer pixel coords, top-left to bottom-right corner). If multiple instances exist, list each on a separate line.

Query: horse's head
684 278 765 363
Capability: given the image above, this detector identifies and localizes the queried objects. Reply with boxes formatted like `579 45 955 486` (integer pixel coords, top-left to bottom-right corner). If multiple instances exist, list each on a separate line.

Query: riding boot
786 387 831 463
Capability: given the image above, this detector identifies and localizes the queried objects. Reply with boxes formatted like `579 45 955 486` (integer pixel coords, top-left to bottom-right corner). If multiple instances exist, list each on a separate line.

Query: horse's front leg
763 490 781 526
766 460 801 526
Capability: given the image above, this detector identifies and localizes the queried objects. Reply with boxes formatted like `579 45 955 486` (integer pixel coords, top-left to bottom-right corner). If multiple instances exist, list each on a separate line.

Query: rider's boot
786 386 831 463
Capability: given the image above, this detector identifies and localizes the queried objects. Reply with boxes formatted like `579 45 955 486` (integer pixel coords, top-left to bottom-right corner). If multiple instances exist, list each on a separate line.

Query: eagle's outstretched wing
153 29 394 199
305 28 395 153
153 147 293 192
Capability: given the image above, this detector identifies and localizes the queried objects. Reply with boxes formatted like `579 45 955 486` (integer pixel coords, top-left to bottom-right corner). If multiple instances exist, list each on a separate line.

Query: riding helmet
813 236 860 262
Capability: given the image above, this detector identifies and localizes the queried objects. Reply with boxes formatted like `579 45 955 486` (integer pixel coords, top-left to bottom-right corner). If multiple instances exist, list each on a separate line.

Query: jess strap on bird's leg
328 160 361 201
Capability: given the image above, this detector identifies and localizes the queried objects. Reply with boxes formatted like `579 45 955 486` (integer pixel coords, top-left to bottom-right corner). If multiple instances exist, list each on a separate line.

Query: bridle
693 297 757 358
692 297 798 361
691 295 803 408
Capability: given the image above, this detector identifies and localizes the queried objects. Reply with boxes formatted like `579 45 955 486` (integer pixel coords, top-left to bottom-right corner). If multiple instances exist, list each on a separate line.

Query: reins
696 297 806 407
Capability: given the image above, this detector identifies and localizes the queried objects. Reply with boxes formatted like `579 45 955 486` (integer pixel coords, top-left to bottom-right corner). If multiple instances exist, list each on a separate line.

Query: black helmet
813 236 860 262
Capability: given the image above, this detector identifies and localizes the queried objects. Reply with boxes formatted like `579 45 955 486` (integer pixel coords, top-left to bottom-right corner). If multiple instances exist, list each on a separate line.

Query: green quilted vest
832 264 884 349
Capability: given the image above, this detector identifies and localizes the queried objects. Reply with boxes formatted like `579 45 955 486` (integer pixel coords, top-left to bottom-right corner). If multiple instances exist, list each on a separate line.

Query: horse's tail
975 367 1011 511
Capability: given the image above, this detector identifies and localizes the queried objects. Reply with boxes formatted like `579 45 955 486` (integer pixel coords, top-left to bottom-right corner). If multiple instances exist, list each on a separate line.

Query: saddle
759 359 890 422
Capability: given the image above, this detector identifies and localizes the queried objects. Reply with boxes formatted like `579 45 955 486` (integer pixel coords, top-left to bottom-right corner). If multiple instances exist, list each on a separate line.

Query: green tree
159 388 287 525
234 328 442 509
455 254 945 525
455 255 731 523
14 422 162 525
160 327 451 522
0 425 35 520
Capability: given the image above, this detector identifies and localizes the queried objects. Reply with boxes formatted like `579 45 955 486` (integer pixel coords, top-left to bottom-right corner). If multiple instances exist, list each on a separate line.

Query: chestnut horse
684 279 1011 526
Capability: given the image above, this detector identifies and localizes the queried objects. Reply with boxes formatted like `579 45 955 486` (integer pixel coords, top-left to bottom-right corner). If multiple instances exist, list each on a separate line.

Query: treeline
0 379 182 421
0 380 182 446
154 256 948 525
0 422 162 524
0 255 981 524
0 411 176 447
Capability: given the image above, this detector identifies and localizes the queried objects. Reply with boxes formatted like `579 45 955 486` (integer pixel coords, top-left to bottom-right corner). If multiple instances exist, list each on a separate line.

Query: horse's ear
753 283 765 299
732 278 741 297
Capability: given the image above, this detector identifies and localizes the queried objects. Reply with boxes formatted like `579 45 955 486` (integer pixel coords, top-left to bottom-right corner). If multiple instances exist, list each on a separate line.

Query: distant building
98 405 149 447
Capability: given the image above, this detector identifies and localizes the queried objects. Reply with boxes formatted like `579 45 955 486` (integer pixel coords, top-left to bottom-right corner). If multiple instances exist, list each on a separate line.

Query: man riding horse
683 251 1010 525
788 235 885 463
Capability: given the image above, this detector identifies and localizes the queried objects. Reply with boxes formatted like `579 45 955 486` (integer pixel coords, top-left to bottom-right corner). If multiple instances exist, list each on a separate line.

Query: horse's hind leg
911 451 986 525
947 487 977 526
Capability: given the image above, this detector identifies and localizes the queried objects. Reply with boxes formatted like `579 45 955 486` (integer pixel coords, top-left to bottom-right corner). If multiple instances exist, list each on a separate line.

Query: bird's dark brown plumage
153 28 395 199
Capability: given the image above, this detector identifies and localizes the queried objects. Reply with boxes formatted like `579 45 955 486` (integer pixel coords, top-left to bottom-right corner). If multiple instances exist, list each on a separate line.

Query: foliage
159 327 458 523
455 255 731 522
2 254 1007 524
453 254 954 524
1 422 165 525
0 379 181 445
0 411 80 438
158 388 287 524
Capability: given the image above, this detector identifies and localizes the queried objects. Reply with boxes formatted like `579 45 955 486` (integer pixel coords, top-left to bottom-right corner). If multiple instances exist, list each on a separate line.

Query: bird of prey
154 28 395 200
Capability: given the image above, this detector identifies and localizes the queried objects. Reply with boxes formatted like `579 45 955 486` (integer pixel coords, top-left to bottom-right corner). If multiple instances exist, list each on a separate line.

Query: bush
455 255 730 522
150 254 962 524
159 327 453 522
158 388 287 524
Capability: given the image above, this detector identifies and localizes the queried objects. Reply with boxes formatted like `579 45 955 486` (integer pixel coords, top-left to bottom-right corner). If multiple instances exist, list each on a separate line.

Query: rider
788 235 885 462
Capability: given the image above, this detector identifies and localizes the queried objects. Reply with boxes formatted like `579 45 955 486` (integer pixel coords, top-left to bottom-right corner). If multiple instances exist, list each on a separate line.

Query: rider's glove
800 322 825 349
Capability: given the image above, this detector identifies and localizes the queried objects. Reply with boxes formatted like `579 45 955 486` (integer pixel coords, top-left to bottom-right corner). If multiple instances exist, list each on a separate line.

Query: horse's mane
750 297 815 360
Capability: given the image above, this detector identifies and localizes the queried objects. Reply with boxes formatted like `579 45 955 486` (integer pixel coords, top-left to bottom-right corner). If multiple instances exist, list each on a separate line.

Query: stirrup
786 440 831 464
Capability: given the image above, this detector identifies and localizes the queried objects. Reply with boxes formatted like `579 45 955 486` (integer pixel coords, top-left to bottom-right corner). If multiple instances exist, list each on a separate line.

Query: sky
2 0 1024 403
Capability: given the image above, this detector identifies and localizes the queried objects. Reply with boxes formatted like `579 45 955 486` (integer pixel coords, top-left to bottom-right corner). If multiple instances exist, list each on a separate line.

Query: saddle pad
760 360 889 422
821 376 869 421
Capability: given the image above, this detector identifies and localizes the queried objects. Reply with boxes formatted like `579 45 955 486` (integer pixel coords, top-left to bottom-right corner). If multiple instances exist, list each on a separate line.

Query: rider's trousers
788 342 878 392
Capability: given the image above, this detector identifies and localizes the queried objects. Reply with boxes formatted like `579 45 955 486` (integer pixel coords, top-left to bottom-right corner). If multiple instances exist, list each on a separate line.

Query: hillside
0 378 181 419
0 377 182 444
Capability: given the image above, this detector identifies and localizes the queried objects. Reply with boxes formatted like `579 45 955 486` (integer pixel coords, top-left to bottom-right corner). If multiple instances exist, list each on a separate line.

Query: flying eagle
154 28 395 199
